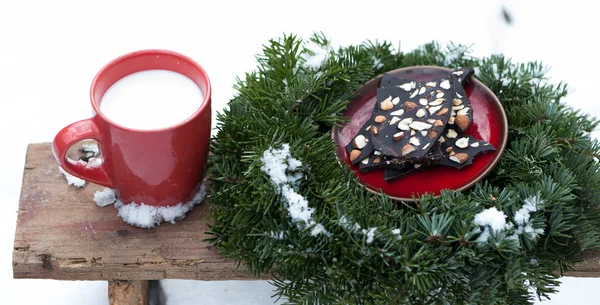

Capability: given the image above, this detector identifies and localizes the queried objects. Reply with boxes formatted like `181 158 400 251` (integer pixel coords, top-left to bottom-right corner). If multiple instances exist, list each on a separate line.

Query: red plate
332 66 508 201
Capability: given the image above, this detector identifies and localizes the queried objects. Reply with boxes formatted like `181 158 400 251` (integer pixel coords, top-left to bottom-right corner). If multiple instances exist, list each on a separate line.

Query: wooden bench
12 143 259 305
12 143 600 304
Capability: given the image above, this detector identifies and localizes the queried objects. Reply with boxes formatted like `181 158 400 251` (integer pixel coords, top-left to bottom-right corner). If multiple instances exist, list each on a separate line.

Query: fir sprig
206 32 600 304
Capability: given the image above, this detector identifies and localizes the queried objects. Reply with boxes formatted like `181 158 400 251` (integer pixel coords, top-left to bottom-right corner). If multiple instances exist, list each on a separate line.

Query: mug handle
52 118 114 187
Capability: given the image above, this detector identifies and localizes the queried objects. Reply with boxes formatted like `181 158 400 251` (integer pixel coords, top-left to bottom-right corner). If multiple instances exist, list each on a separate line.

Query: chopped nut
437 108 449 116
449 153 468 164
428 130 437 139
448 116 456 124
446 147 453 152
360 158 369 164
427 119 436 124
392 96 400 105
452 70 464 76
436 92 444 98
389 116 401 125
402 144 416 156
471 142 480 148
416 108 426 118
350 150 361 161
447 129 458 138
440 79 451 90
374 150 382 155
414 163 422 169
373 157 381 164
422 143 431 150
429 105 442 115
404 101 418 110
434 120 444 127
420 131 428 136
393 132 404 141
455 114 469 130
410 130 416 136
374 115 387 123
457 107 470 115
425 81 436 87
371 126 379 135
449 151 456 156
365 125 372 131
381 99 394 111
452 105 465 111
453 99 463 106
429 98 445 106
455 137 469 148
390 109 405 116
353 134 368 149
399 82 415 91
456 93 463 98
409 137 421 146
419 98 428 106
409 121 433 130
438 136 446 143
410 89 418 98
418 86 426 95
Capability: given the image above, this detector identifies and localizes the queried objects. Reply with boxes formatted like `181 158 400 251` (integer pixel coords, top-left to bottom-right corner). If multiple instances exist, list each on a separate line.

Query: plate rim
331 65 509 202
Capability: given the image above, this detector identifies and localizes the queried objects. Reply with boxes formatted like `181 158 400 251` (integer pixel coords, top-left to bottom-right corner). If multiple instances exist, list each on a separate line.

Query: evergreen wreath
206 32 600 304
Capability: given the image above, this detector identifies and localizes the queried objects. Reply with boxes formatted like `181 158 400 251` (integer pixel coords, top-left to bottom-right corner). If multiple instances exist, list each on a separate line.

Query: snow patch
114 183 207 228
86 157 103 169
510 194 545 239
82 143 99 155
58 166 86 188
473 207 507 243
362 227 377 244
302 39 332 69
260 144 329 237
94 188 117 207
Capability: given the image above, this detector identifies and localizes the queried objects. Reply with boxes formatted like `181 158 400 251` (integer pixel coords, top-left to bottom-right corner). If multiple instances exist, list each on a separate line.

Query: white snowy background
1 0 600 304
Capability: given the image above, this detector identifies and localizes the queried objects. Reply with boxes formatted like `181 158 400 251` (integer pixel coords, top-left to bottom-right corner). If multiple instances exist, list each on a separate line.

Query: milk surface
100 69 204 130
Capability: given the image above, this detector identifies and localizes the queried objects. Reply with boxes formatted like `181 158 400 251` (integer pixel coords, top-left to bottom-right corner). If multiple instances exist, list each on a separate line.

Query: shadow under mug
52 49 212 207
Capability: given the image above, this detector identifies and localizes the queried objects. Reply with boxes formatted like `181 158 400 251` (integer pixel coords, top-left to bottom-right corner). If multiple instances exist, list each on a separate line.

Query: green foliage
206 32 600 304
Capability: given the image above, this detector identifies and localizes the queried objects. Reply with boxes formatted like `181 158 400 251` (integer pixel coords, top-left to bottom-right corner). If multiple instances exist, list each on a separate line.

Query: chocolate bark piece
346 120 376 165
448 67 474 131
383 141 444 182
370 78 454 160
438 128 496 170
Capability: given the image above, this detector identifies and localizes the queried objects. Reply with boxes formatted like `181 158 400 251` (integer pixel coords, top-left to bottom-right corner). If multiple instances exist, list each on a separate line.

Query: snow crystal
310 223 331 237
363 227 377 244
269 231 285 240
372 56 383 69
512 194 545 239
58 166 86 187
391 229 401 235
260 144 329 237
94 188 117 207
114 183 207 228
339 215 361 232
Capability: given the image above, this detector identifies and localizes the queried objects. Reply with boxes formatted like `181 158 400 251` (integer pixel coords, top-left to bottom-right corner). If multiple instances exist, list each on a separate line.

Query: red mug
52 49 211 207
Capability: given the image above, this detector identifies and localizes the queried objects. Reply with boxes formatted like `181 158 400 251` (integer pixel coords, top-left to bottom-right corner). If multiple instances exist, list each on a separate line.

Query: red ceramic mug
52 49 211 207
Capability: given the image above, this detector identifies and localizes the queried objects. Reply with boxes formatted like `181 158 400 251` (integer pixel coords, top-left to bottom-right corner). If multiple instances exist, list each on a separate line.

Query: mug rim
89 49 212 133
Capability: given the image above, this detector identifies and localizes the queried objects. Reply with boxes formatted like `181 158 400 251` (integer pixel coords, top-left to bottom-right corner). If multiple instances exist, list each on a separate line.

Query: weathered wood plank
13 143 258 281
11 143 600 280
108 280 149 305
